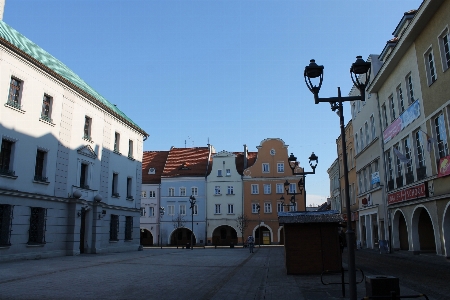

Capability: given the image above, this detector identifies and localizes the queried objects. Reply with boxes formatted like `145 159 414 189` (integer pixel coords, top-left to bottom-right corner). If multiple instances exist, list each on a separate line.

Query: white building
0 20 148 261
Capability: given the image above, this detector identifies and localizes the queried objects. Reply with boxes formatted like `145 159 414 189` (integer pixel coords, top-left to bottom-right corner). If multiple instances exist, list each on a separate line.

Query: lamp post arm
315 95 363 103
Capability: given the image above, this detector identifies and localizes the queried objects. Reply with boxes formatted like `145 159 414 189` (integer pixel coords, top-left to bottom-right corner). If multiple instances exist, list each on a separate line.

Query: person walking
247 235 255 253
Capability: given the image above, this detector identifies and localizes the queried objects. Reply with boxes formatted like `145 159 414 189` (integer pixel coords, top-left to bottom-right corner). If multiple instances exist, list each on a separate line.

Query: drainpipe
205 144 213 247
375 92 391 253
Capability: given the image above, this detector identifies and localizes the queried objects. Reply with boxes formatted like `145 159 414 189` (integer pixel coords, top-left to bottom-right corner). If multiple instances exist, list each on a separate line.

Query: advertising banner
438 155 450 178
383 100 421 143
371 172 380 185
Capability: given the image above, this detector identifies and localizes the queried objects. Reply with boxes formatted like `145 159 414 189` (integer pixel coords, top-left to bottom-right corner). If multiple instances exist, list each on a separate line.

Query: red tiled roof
235 151 258 175
142 151 170 184
162 147 213 178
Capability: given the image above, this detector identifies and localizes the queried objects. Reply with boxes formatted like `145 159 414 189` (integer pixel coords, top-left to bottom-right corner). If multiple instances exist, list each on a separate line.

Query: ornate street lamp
304 56 371 300
189 195 196 250
285 152 318 211
159 206 164 249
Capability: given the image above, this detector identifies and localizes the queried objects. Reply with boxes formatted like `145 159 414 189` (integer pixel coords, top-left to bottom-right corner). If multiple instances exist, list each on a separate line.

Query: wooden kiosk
278 211 344 275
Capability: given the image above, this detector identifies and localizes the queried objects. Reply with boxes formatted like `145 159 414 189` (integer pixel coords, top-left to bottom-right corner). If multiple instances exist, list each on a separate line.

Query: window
365 122 370 146
83 116 92 141
114 132 120 152
439 29 450 71
141 191 147 198
264 203 272 213
435 114 449 158
112 173 118 196
41 94 53 123
168 205 175 216
396 86 405 113
0 205 13 246
368 164 373 190
251 184 259 194
363 168 368 192
415 131 425 168
128 140 133 158
276 183 283 194
192 204 198 215
227 186 234 195
226 169 231 176
386 150 393 181
370 115 376 140
180 187 186 197
28 207 46 245
404 138 413 174
125 216 133 240
355 133 359 153
351 184 356 205
0 139 14 176
395 145 403 180
262 163 269 173
149 190 156 198
215 204 221 214
360 128 364 149
80 163 89 189
389 95 396 121
227 204 234 214
289 183 296 193
277 163 284 173
34 149 47 182
127 177 133 199
140 207 146 217
263 184 271 194
277 203 283 213
215 186 221 195
358 172 363 194
217 169 222 177
168 188 175 197
425 49 437 85
191 187 198 196
407 75 415 103
179 204 186 215
382 104 388 128
252 203 260 214
7 77 22 109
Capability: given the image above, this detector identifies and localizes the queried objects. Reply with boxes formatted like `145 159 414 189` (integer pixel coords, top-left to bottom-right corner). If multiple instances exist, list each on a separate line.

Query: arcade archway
255 225 271 245
140 229 153 246
170 228 195 247
212 225 238 246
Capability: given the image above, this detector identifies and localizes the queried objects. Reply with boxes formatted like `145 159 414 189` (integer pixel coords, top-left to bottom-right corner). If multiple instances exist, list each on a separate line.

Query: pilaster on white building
0 20 148 261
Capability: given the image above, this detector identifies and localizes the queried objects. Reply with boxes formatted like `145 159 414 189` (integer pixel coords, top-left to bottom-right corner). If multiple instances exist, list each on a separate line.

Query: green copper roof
0 20 147 136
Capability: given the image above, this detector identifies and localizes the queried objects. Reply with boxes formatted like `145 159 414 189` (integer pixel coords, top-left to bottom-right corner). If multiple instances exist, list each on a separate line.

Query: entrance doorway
79 208 86 253
212 225 238 246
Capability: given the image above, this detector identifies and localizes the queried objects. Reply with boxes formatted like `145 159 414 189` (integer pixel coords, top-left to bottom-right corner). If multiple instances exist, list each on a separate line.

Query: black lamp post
304 56 371 300
189 195 196 250
256 204 261 248
159 206 164 249
285 152 318 211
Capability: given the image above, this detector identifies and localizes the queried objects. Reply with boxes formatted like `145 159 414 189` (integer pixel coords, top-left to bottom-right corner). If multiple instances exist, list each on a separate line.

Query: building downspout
205 144 212 247
375 92 391 253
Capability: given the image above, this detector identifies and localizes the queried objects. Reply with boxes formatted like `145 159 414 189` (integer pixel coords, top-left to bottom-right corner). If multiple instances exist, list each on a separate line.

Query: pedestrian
339 229 347 254
247 235 255 253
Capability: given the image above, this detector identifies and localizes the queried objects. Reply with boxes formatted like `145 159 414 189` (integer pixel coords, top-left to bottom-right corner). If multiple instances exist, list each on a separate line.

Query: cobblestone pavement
0 246 442 300
345 247 450 300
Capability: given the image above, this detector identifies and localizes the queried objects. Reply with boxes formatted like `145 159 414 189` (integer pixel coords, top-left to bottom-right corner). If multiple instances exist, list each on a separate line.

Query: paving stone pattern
0 246 438 300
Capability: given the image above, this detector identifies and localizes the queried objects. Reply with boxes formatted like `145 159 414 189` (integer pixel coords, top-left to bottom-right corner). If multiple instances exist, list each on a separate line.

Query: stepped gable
162 147 212 178
142 151 170 184
235 151 258 175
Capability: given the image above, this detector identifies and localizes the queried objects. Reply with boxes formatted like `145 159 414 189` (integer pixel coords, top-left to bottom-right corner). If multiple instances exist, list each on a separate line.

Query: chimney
243 144 248 169
0 0 5 21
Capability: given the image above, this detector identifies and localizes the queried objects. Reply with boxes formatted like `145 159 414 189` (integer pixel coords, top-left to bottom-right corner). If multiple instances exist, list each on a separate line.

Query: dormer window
148 167 155 174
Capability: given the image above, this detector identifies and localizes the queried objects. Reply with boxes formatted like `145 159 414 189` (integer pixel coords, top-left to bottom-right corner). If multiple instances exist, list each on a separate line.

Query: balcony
34 175 48 183
417 166 427 181
396 176 404 188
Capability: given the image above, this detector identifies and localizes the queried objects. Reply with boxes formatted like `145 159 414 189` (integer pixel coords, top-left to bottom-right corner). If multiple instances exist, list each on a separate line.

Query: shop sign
438 155 450 178
387 183 426 205
371 172 380 185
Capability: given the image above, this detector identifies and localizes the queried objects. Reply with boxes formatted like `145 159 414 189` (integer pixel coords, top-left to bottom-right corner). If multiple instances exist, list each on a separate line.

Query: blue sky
3 0 423 206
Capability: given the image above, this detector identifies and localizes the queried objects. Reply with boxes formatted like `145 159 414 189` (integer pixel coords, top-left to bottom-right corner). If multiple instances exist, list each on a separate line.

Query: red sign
387 183 427 205
383 118 401 143
438 155 450 178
